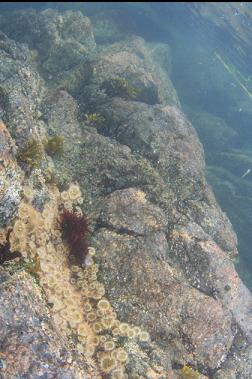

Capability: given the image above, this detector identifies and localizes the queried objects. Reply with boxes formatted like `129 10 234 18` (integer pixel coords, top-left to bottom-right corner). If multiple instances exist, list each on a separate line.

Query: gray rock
92 36 180 107
0 121 23 227
94 189 234 370
0 9 96 75
0 31 44 146
96 98 237 253
0 269 96 379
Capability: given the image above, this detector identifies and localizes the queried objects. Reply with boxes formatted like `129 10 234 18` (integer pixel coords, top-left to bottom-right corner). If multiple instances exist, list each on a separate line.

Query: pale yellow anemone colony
3 182 151 379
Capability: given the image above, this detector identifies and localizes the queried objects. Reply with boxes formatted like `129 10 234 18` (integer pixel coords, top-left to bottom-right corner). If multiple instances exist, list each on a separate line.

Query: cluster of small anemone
4 182 151 378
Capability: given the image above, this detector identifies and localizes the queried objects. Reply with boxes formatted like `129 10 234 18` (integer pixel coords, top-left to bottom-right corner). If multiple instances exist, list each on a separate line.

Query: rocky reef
0 7 251 379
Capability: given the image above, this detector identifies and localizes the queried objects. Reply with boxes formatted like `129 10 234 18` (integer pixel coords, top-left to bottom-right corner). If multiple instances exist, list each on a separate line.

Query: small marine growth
17 139 43 168
179 365 200 379
101 77 138 100
44 135 64 156
84 113 105 128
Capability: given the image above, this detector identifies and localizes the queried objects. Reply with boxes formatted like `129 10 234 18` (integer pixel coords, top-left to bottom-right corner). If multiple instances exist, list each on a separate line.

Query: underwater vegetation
0 229 21 265
214 50 252 99
59 209 89 265
179 365 200 379
84 113 105 127
101 77 138 100
44 135 64 156
17 139 43 168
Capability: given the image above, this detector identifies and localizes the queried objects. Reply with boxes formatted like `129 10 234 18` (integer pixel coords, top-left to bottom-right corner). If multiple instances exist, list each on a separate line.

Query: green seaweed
44 135 64 156
17 139 43 168
84 113 105 127
179 365 200 379
101 77 138 100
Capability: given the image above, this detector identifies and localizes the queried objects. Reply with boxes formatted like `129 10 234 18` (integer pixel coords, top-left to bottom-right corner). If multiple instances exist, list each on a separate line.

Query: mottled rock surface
0 8 96 73
0 31 44 146
95 188 234 369
0 121 23 227
91 36 180 106
0 268 98 379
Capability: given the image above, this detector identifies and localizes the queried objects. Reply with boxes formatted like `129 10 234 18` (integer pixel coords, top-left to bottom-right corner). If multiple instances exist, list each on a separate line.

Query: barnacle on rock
133 326 141 336
127 326 136 339
118 322 129 336
139 330 150 342
88 246 96 256
89 335 100 346
100 355 117 373
102 316 115 330
61 190 69 201
86 311 97 322
68 184 82 201
83 302 93 313
112 327 120 336
115 348 128 363
104 340 115 351
97 298 110 312
92 322 103 334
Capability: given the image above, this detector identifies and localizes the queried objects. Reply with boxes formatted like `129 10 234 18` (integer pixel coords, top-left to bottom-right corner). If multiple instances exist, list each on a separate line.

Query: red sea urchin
59 209 89 265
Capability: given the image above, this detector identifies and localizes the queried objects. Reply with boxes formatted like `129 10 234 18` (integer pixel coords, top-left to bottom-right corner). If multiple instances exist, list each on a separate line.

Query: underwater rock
94 188 234 370
213 334 252 379
88 36 180 107
0 7 251 379
98 187 167 236
96 98 237 253
0 121 23 227
0 9 96 75
41 89 83 187
0 32 44 147
41 67 250 375
0 269 97 378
